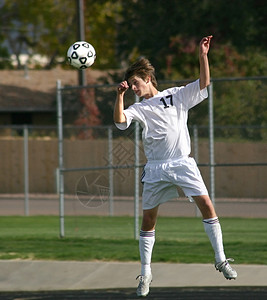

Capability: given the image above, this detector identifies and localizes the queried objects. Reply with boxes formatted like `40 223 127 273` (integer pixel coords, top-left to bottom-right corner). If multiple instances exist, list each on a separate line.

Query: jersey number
160 95 173 108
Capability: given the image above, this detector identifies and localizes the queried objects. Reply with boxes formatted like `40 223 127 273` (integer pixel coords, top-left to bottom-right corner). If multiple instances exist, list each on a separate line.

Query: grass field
0 216 267 264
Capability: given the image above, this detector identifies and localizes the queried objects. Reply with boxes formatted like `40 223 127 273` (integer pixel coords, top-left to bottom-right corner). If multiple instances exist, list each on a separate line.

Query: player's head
124 58 158 89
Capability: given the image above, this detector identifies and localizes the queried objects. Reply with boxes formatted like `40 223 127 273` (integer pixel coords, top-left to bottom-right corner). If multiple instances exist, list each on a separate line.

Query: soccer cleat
136 273 152 297
215 258 237 280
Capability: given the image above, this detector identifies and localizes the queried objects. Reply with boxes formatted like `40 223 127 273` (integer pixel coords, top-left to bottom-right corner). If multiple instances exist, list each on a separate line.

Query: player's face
128 76 149 98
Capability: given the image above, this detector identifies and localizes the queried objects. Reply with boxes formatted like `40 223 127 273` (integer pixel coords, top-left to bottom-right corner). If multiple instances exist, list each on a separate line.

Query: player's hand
117 81 129 94
199 35 213 56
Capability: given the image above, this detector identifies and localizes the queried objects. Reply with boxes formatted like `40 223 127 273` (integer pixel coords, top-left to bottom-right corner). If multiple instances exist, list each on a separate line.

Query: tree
116 0 267 79
1 0 267 131
0 0 121 69
1 0 266 73
0 0 77 68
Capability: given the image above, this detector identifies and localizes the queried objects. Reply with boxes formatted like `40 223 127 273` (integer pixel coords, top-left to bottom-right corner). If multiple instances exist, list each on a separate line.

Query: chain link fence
0 77 267 237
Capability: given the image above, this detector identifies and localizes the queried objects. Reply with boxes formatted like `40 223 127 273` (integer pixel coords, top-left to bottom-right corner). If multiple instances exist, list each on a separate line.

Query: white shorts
141 156 209 210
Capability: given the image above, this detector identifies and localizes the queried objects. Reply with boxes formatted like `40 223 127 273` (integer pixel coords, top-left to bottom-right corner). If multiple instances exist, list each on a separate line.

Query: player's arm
199 35 213 90
113 81 129 123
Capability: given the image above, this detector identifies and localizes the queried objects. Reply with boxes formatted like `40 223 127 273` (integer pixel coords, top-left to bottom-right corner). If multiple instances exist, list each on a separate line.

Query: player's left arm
199 35 213 90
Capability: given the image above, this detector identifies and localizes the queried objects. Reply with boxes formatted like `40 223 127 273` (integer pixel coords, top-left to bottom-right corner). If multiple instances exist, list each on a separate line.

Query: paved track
1 260 267 299
1 194 267 218
1 287 267 300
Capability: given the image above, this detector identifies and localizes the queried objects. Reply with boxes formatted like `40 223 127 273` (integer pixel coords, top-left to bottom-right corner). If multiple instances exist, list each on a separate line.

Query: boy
114 36 237 297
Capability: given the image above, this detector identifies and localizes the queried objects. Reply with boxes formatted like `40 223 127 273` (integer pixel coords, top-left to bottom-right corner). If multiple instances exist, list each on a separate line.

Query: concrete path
0 260 266 292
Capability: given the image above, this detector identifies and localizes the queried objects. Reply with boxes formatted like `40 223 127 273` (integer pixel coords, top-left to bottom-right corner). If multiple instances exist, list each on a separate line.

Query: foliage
0 0 121 69
0 0 266 128
188 78 267 138
0 0 78 68
0 38 11 68
0 0 266 73
117 0 267 79
83 1 122 69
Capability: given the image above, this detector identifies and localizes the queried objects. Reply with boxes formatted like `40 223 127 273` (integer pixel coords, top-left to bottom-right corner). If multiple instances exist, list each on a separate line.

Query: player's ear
146 76 151 84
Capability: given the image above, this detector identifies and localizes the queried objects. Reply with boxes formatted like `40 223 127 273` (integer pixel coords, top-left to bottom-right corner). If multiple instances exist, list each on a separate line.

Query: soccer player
114 36 237 297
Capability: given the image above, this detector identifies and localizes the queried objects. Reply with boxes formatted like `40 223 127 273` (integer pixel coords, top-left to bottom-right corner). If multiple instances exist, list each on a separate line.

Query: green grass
0 216 267 264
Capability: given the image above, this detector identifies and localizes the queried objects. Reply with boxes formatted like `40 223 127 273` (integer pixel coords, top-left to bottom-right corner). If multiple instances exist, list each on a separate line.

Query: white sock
203 217 226 263
139 230 155 276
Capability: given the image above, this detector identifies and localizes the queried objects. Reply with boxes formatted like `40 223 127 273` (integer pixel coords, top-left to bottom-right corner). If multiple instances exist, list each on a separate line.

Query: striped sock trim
203 217 219 225
140 230 155 238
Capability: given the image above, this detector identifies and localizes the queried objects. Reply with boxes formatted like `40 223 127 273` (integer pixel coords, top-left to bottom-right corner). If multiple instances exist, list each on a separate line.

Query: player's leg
137 205 158 297
193 195 237 279
170 157 237 280
193 195 225 262
138 163 178 296
140 205 158 275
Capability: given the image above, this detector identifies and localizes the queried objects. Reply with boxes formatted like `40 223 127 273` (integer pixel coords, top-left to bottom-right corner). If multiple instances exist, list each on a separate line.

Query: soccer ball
67 41 96 69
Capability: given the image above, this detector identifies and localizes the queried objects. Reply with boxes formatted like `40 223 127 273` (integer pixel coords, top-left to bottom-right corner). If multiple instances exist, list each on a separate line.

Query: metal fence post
134 94 140 240
193 125 199 164
57 80 65 238
193 125 200 216
208 82 215 205
23 125 29 216
108 126 114 216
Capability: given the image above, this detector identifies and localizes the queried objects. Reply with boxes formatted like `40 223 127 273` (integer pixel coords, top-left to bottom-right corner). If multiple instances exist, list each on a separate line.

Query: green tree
0 0 77 68
0 0 121 69
116 0 267 79
83 1 122 69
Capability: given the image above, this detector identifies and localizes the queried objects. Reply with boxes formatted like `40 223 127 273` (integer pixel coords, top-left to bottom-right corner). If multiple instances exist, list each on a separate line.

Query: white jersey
115 79 208 161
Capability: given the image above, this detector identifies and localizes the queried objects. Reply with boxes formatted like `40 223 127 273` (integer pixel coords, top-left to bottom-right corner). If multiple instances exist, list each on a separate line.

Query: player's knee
199 202 217 219
193 195 217 219
141 215 156 231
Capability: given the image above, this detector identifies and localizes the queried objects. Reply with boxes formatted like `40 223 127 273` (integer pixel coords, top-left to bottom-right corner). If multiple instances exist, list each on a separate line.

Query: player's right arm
113 81 129 123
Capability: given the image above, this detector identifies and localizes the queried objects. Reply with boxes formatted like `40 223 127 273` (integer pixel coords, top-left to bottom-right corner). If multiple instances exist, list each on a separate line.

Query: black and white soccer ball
67 41 96 69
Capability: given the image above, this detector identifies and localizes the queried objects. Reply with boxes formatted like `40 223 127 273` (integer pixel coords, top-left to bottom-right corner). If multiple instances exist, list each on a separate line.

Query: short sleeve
180 79 208 109
114 104 141 130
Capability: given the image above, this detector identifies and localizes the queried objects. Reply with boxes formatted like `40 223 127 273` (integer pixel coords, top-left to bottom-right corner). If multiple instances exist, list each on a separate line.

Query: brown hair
124 58 158 88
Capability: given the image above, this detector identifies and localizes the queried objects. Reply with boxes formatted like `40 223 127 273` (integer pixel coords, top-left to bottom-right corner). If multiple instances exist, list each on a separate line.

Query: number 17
160 95 173 108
